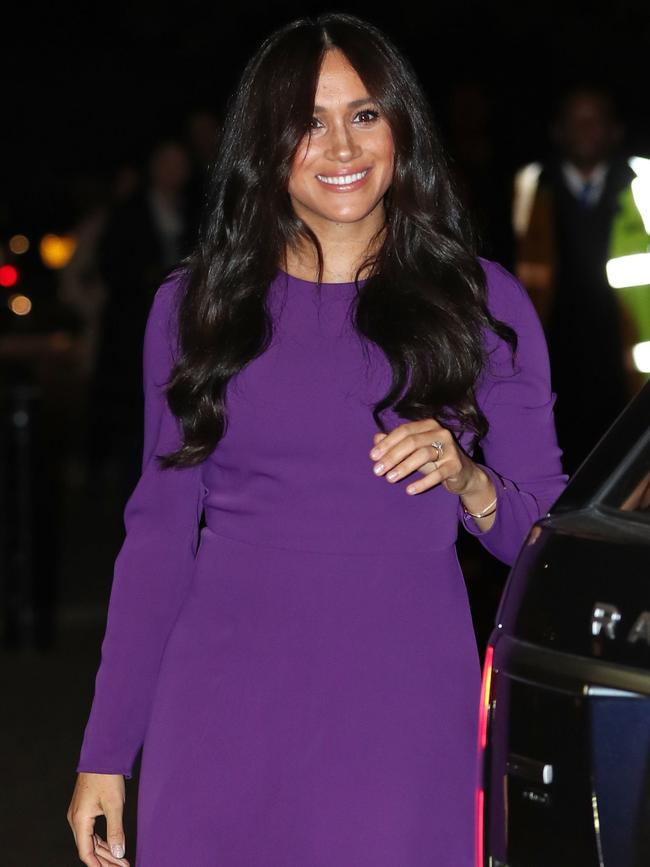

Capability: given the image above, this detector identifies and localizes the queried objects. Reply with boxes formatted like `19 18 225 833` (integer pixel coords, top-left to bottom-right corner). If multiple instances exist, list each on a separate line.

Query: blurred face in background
149 142 192 198
186 110 220 166
554 92 623 169
288 48 395 233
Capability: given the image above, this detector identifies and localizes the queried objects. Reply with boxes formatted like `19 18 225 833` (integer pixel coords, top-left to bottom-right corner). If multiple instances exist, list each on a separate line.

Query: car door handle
507 752 554 785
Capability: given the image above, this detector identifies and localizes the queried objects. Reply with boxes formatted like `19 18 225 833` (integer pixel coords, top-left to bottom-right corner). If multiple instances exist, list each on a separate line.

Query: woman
67 13 567 867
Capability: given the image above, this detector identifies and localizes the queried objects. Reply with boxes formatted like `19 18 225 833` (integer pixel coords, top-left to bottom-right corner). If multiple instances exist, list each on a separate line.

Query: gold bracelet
462 495 498 519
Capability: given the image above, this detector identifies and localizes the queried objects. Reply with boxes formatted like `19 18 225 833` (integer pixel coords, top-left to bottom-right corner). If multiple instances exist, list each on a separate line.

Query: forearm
76 522 200 778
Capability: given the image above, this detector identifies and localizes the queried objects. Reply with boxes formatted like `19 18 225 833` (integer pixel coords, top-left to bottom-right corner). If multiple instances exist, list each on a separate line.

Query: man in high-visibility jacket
514 86 636 475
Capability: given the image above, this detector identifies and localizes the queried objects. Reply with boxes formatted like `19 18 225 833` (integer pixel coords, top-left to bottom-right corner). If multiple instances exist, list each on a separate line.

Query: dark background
4 0 650 233
3 3 650 864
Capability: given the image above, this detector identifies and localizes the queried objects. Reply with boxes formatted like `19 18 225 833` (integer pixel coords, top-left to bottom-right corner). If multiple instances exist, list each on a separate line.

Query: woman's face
288 48 395 230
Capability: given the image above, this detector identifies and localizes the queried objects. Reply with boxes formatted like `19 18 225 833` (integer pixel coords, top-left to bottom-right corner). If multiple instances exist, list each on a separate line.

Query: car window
619 470 650 513
548 381 650 517
601 438 650 519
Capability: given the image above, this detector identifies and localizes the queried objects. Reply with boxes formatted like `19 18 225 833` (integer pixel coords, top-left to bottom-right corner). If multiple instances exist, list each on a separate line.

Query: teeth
316 170 368 185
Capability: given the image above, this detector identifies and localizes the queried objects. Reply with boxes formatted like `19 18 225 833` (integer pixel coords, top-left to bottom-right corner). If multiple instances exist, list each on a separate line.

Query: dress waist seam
200 525 457 558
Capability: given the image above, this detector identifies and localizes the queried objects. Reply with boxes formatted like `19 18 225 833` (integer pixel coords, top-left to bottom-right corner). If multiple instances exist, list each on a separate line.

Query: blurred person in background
447 81 515 269
185 108 221 167
59 165 140 383
515 86 634 474
183 108 222 238
88 139 192 502
58 165 140 489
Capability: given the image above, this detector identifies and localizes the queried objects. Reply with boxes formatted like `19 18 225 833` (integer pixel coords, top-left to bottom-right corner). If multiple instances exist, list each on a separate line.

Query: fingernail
373 463 384 474
112 844 125 858
387 469 399 481
370 448 381 459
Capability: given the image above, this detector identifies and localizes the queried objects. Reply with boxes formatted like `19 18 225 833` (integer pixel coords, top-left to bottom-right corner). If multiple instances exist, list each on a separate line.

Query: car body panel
480 381 650 867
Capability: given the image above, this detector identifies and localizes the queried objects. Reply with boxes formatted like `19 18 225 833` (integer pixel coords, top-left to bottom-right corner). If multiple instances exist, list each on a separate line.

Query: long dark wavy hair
160 12 517 469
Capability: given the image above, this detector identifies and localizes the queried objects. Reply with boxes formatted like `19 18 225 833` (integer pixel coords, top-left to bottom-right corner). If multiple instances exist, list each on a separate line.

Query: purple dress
76 258 567 866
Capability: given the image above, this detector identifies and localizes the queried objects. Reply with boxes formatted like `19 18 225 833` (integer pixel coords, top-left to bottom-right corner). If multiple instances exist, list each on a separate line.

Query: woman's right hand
67 772 130 866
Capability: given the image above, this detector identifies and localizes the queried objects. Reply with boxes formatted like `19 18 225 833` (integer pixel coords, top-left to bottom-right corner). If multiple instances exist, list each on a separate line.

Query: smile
316 169 370 186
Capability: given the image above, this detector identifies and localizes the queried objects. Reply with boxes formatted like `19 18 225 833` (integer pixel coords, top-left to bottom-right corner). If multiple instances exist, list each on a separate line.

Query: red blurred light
0 265 18 287
475 643 495 867
478 644 494 751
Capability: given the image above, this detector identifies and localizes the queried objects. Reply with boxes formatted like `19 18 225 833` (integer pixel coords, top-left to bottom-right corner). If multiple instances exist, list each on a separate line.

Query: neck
567 158 607 179
284 206 386 283
152 186 179 206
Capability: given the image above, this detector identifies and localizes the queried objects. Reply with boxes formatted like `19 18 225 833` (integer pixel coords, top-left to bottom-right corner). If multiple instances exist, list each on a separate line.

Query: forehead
563 94 612 123
314 48 369 107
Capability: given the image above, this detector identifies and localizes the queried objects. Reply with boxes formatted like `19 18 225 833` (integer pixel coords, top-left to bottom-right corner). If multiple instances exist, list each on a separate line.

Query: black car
478 379 650 867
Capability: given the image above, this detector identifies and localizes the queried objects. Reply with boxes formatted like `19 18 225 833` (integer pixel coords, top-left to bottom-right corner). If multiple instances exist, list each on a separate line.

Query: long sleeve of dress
76 269 205 779
457 259 569 566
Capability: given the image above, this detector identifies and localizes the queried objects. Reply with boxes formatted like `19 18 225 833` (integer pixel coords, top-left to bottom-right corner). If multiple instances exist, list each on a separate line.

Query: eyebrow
313 97 377 112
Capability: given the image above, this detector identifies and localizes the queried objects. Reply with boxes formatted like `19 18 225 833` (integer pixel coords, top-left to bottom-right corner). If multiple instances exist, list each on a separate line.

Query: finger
94 835 130 866
405 463 446 495
94 848 129 867
73 816 103 867
373 429 451 476
382 446 448 484
406 451 470 495
104 802 127 861
369 420 438 458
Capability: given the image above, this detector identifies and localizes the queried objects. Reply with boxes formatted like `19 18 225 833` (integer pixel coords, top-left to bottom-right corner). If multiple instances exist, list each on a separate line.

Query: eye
308 116 324 130
353 108 380 124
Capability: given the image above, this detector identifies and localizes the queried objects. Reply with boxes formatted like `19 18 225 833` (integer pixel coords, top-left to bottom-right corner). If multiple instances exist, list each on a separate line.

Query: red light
0 265 18 287
475 643 495 866
478 644 494 750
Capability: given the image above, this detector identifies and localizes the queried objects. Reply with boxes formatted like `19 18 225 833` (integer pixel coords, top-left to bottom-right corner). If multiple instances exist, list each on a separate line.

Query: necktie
578 180 594 207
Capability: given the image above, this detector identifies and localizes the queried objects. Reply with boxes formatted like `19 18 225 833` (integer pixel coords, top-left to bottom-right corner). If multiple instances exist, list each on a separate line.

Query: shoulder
475 256 552 385
145 267 190 366
608 154 636 189
148 267 189 335
477 255 542 339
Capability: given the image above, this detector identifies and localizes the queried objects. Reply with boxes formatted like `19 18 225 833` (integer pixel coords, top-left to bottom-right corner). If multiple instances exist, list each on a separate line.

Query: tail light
476 643 495 866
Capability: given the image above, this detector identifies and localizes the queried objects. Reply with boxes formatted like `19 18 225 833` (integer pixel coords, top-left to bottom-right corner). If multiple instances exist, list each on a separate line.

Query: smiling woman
68 12 567 867
288 52 394 231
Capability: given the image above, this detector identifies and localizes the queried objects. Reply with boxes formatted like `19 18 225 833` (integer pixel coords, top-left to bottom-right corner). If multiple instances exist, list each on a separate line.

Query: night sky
4 0 650 232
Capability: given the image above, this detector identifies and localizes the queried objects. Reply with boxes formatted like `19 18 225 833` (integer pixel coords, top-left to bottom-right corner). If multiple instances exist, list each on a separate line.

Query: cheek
287 165 307 199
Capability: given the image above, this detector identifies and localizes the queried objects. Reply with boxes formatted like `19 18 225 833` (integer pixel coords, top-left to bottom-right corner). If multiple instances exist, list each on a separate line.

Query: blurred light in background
8 293 32 316
632 340 650 373
0 264 19 287
39 233 76 269
512 161 542 238
631 176 650 234
9 234 30 255
606 252 650 288
628 155 650 177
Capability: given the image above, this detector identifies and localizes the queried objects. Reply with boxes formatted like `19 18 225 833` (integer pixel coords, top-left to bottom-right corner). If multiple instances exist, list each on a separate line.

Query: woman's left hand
369 418 488 498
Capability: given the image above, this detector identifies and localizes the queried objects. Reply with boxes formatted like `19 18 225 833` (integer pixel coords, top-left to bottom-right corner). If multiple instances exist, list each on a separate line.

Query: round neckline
276 267 367 287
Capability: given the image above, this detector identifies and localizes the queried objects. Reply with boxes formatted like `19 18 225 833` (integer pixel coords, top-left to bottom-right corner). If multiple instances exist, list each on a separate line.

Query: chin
326 209 375 223
291 189 387 226
323 199 385 223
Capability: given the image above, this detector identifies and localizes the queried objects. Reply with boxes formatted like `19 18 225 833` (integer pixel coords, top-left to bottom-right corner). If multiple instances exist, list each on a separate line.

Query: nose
324 121 362 163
